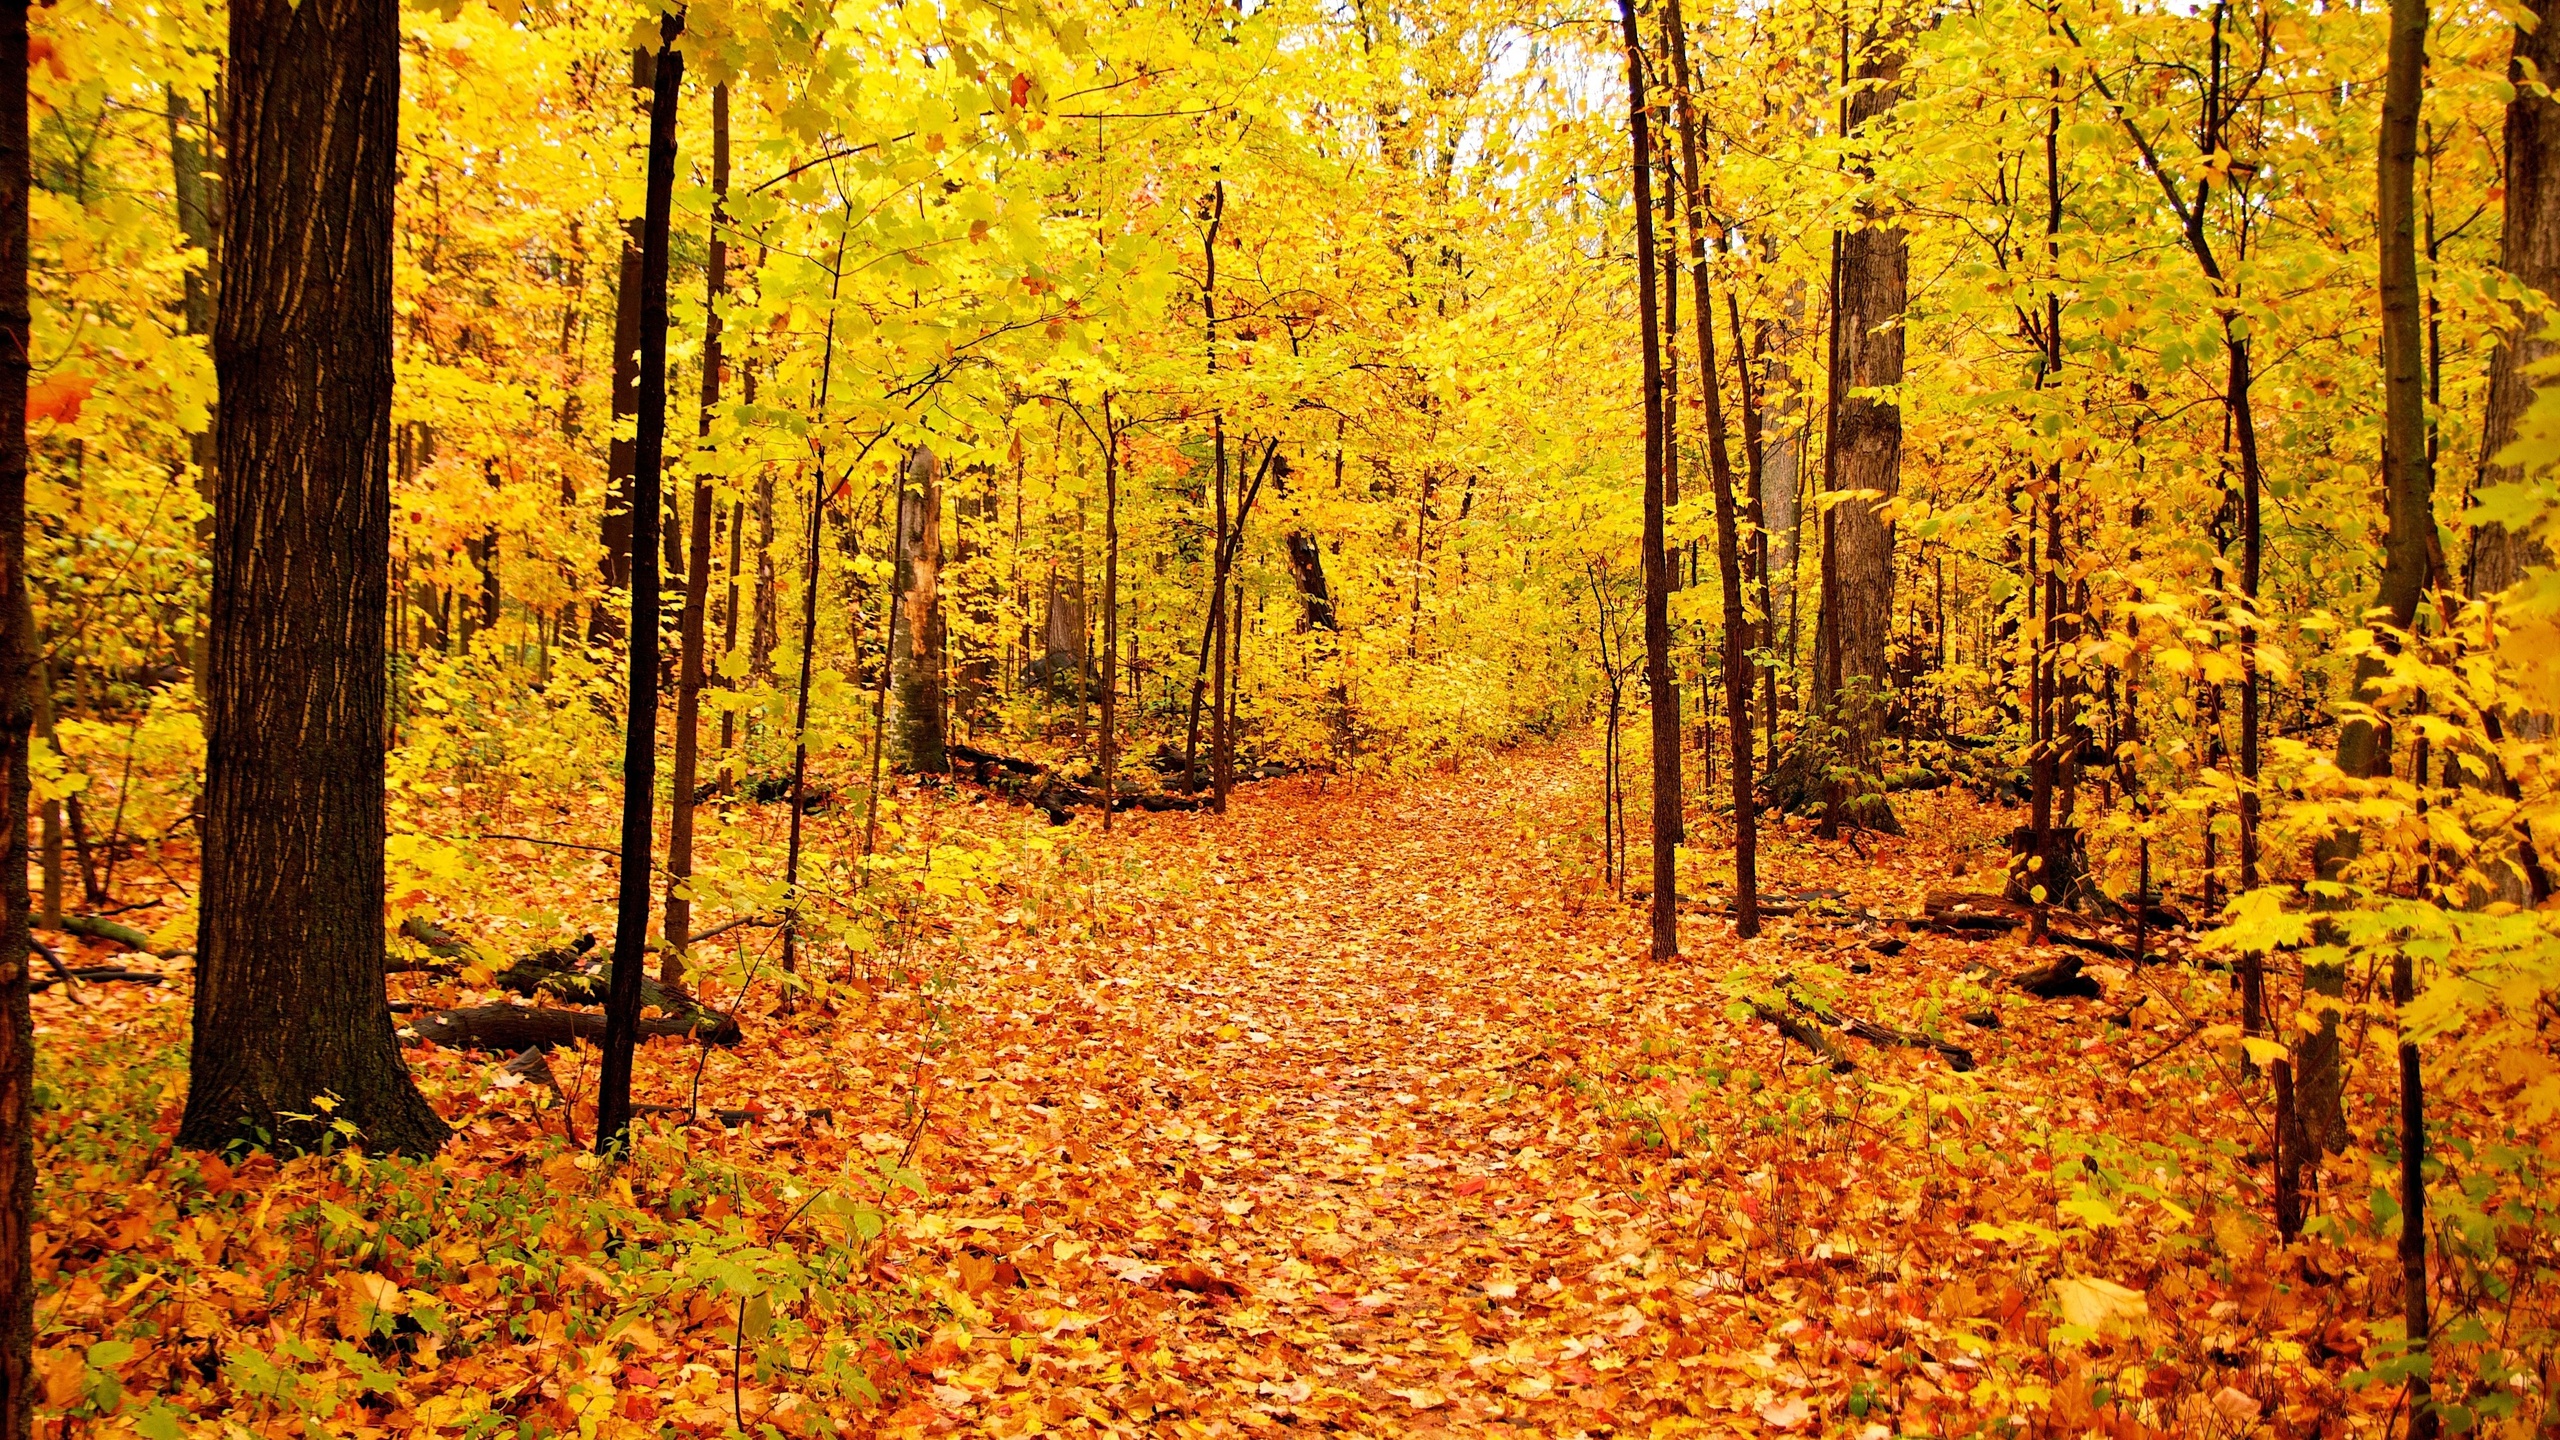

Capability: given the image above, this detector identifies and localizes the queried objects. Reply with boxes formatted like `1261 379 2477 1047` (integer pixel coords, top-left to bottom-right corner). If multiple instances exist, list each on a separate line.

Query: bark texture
663 81 727 979
2475 0 2560 597
1616 0 1680 961
0 8 34 1433
181 0 446 1156
596 26 680 1154
893 445 948 771
1813 34 1908 799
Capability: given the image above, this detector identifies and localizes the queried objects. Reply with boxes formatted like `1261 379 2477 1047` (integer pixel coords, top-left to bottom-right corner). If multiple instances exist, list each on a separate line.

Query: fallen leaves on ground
28 751 2549 1437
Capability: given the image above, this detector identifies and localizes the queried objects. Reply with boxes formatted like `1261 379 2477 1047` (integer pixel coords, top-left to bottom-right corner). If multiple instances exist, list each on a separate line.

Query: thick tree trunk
664 82 727 980
2475 0 2560 598
1617 0 1679 962
0 10 34 1434
181 0 446 1157
596 25 680 1155
1811 33 1906 829
893 445 947 772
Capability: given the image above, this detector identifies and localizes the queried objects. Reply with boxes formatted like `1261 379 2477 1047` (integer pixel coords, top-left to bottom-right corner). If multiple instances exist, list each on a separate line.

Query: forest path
838 751 2014 1437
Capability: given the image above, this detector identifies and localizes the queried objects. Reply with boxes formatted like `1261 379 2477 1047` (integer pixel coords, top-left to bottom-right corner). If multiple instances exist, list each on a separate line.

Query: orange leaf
28 375 93 427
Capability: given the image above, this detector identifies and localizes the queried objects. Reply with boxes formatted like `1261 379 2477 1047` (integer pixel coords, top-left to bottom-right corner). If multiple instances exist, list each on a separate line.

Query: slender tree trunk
2027 64 2067 939
1617 0 1679 961
1100 407 1121 830
1208 420 1231 811
32 657 53 931
592 226 642 643
662 82 727 982
1732 292 1779 758
169 85 219 717
2292 0 2440 1177
181 0 445 1156
0 10 34 1432
2396 824 2438 1439
595 24 680 1156
1667 0 1756 937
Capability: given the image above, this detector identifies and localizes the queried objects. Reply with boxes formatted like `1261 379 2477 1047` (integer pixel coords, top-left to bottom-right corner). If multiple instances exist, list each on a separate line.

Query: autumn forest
0 0 2556 1431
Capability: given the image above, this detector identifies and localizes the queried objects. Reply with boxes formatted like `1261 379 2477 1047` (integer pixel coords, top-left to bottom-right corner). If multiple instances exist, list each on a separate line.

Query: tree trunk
169 85 220 717
181 0 446 1157
893 445 947 772
0 8 35 1432
1100 410 1121 830
1285 531 1334 630
591 228 641 643
1811 30 1906 830
595 25 680 1156
2474 0 2560 598
663 81 726 981
750 465 778 677
32 657 55 931
2296 0 2438 1171
1617 0 1679 962
1667 0 1757 938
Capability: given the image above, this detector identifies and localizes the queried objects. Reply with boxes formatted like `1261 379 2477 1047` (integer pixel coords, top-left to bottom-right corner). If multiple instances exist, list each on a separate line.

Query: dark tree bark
596 21 680 1156
1617 0 1680 962
592 231 641 643
893 445 948 771
1810 29 1906 827
0 8 34 1435
1284 531 1335 630
1666 0 1757 938
169 85 220 712
1098 404 1122 829
2288 0 2441 1177
2474 0 2560 598
180 0 445 1156
664 81 727 981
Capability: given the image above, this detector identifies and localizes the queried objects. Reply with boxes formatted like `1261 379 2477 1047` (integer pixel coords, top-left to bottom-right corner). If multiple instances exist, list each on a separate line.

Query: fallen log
50 913 190 958
1752 1002 1854 1073
1836 1014 1976 1072
988 766 1208 819
34 965 164 991
632 1103 836 1128
948 741 1046 778
2013 952 2101 1000
403 1003 741 1051
1920 890 2136 960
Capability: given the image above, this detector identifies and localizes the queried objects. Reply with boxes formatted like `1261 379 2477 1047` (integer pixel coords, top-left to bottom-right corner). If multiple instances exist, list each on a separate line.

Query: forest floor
35 749 2468 1438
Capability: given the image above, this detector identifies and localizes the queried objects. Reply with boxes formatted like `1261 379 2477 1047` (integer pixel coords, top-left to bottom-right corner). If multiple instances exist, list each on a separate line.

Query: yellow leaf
2052 1276 2149 1336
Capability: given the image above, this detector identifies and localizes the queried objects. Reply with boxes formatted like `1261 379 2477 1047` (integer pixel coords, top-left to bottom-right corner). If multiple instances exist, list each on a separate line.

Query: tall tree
596 21 680 1156
180 0 445 1156
1666 0 1757 937
1617 0 1680 961
2474 0 2560 600
2293 0 2443 1178
0 8 34 1435
664 80 728 982
1810 22 1908 832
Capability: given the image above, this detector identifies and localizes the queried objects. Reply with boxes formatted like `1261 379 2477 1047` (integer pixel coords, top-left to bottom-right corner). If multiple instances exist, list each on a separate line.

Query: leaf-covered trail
34 752 2356 1438
850 754 1969 1438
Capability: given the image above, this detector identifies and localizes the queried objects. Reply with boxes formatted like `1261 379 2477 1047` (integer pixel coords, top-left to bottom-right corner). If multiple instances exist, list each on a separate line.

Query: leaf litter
29 750 2525 1437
